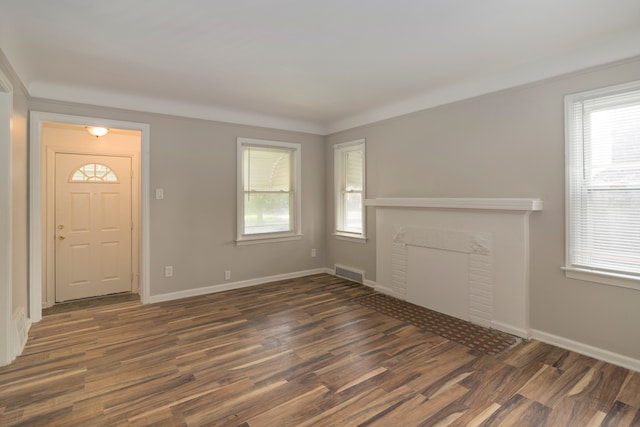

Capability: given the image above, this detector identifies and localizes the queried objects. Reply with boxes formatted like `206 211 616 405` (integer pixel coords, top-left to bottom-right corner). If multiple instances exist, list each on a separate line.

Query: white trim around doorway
0 66 14 365
29 112 151 323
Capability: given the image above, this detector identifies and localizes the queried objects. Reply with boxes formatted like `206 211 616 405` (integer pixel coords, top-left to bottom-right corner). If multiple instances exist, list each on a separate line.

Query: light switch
155 188 164 200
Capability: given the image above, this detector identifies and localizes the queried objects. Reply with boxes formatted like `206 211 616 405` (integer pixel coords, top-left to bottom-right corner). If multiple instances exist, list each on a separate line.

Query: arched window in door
70 163 119 182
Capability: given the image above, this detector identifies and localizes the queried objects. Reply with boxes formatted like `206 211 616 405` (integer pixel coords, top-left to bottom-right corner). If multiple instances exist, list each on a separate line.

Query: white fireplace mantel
365 197 543 212
366 197 543 339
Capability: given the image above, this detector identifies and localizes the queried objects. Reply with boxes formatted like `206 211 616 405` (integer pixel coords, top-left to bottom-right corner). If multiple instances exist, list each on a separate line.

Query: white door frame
0 66 14 365
30 111 151 323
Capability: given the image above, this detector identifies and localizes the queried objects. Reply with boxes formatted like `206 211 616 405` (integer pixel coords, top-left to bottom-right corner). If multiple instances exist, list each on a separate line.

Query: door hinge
131 272 134 283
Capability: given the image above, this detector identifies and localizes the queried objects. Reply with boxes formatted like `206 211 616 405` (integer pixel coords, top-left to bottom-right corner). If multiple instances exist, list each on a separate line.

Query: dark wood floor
1 274 639 426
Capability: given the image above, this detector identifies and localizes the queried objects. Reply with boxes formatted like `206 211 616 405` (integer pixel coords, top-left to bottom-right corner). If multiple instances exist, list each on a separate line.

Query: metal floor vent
335 265 364 283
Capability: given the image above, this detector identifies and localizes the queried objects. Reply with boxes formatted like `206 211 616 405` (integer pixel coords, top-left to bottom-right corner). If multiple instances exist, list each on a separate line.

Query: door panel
55 154 132 302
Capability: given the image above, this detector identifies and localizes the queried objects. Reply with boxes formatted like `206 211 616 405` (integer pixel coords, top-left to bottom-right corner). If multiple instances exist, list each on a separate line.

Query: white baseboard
12 306 30 358
491 321 530 340
362 278 376 289
149 268 330 304
531 329 640 373
370 281 404 299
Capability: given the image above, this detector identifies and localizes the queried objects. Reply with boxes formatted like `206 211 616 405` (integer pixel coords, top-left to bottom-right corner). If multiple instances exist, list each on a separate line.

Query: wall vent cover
335 265 364 283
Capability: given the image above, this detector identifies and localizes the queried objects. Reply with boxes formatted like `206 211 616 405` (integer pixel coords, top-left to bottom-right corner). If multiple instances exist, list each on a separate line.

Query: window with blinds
334 139 366 239
237 138 301 243
565 81 640 288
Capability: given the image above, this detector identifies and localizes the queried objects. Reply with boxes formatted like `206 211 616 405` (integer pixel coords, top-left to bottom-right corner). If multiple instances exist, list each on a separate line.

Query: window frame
236 137 302 245
563 80 640 290
333 139 366 242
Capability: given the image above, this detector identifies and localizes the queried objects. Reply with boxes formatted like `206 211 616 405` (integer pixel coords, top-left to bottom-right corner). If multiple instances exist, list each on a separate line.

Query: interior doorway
29 112 150 323
43 124 140 308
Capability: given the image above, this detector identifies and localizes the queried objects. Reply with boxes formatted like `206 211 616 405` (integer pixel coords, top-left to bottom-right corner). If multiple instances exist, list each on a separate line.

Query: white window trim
332 233 368 243
236 137 302 245
334 139 366 241
562 266 640 291
564 80 640 291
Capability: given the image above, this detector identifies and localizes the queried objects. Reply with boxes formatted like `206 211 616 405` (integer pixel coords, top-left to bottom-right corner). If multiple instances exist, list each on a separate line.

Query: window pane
243 146 291 192
244 192 291 234
343 192 362 233
588 104 640 188
70 163 118 182
345 149 363 190
334 141 365 237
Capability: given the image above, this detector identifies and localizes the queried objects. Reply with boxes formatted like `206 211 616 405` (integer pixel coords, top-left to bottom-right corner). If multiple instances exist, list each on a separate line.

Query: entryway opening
29 112 150 323
44 123 141 311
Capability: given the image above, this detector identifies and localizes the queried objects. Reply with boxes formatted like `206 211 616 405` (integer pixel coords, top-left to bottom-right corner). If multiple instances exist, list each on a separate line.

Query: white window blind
566 82 640 280
335 140 365 238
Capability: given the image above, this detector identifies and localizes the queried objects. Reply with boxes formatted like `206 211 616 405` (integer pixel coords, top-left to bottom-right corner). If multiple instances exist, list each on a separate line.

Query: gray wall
326 57 640 360
29 99 326 297
0 52 30 320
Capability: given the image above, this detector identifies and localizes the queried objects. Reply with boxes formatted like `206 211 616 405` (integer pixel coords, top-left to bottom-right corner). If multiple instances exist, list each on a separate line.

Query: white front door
55 153 132 302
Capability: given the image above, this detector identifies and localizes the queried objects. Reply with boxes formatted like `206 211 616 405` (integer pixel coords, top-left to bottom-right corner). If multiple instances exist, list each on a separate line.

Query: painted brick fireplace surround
365 198 543 338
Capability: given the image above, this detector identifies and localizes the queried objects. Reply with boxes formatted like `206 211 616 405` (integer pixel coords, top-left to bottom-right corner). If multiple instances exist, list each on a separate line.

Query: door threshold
43 293 140 316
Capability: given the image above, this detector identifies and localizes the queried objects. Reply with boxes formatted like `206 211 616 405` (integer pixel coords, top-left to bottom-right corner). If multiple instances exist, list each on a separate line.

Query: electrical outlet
164 265 173 277
155 188 164 200
311 248 317 257
225 270 231 280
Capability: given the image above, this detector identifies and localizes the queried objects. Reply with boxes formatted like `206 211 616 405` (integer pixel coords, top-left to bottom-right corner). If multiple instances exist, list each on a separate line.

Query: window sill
333 233 367 244
236 234 303 246
562 266 640 291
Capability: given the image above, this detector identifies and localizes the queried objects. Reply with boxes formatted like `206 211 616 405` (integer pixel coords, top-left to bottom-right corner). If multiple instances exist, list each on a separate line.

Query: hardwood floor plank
448 402 501 427
601 400 640 427
298 386 415 427
479 394 550 427
517 362 592 407
243 384 330 426
571 361 631 411
618 371 640 407
0 274 637 426
498 340 567 368
543 396 602 427
368 383 469 426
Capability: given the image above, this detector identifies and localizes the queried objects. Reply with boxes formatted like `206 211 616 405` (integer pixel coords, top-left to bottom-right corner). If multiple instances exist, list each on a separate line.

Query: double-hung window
237 138 301 244
565 81 640 289
334 139 366 240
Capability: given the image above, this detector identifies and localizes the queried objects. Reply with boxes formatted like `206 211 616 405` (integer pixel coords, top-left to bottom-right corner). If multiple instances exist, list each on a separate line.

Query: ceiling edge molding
28 82 326 135
0 49 29 98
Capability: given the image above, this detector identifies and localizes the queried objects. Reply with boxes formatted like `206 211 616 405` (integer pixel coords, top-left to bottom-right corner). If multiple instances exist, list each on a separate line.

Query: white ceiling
1 0 639 134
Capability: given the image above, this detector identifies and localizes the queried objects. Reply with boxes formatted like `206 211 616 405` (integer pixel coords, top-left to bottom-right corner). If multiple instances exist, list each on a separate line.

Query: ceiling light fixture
86 126 109 138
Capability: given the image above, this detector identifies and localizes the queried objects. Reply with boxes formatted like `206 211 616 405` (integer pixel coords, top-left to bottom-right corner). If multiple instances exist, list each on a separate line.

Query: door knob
58 235 66 240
